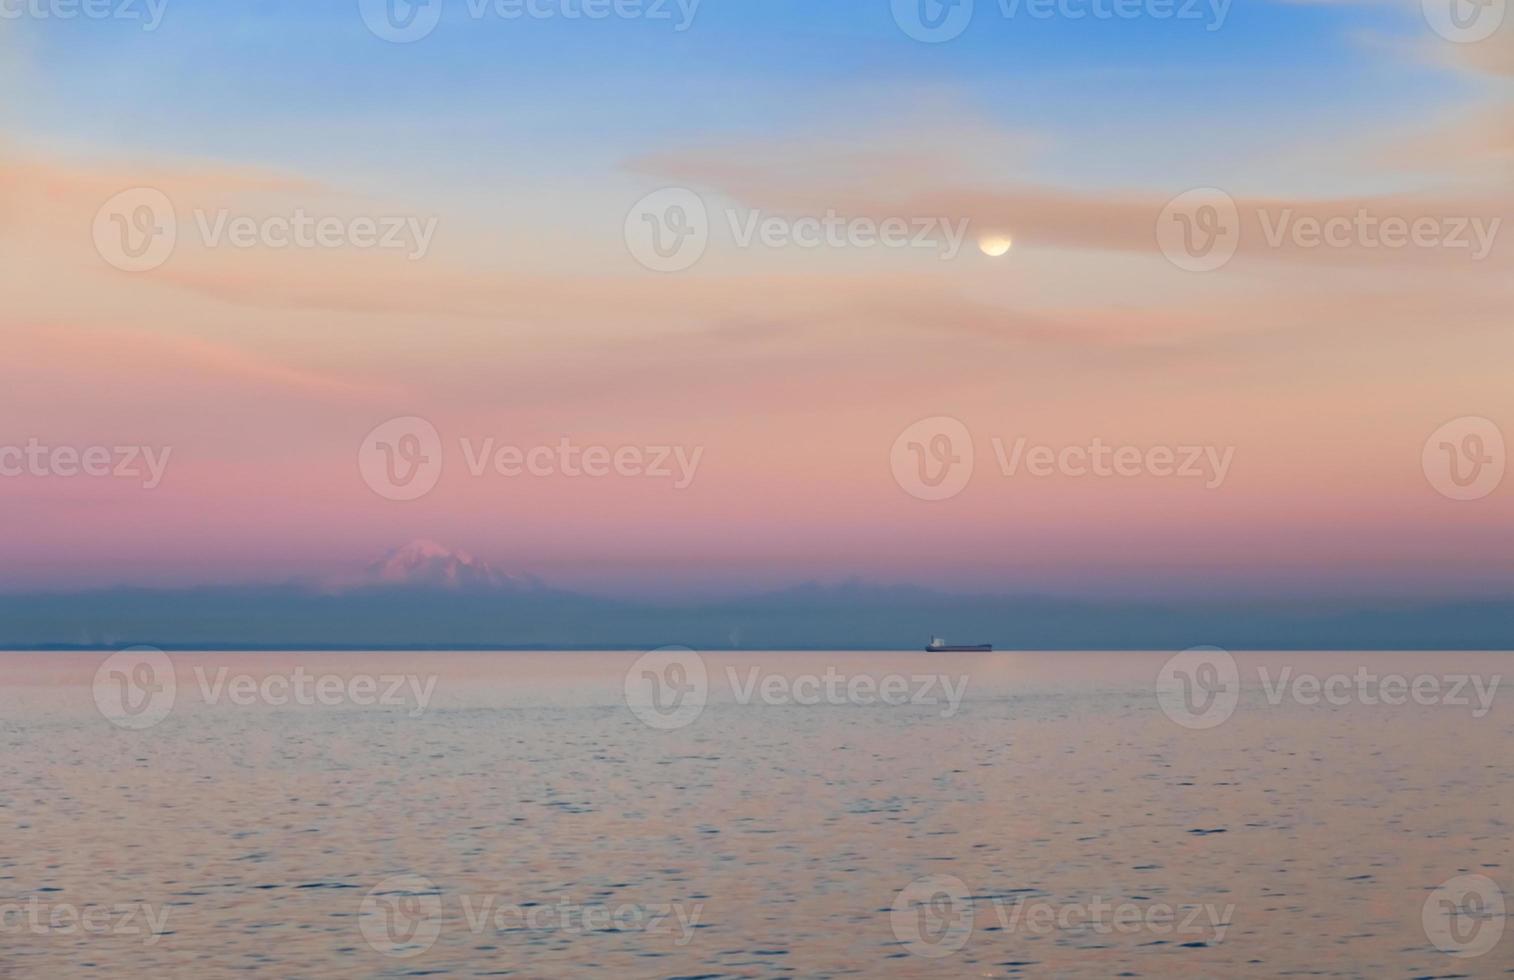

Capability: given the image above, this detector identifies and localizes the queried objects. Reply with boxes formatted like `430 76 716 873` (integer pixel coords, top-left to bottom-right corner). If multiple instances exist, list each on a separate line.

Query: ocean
1 650 1509 977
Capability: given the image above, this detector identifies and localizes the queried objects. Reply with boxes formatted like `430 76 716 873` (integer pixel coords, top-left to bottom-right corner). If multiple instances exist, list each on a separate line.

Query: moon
978 233 1013 257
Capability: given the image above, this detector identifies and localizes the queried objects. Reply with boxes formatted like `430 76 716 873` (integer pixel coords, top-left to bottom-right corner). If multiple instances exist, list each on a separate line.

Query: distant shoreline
4 587 1509 651
5 645 1510 653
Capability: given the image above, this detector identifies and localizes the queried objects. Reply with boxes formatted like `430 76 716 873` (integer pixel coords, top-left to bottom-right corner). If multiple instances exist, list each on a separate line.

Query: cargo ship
925 636 992 652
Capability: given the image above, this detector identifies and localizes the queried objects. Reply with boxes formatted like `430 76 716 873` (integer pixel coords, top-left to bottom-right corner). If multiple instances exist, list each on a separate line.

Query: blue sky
4 0 1509 597
10 0 1470 191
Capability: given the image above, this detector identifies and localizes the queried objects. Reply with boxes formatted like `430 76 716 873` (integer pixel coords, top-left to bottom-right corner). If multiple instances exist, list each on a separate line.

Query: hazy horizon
3 2 1511 602
4 538 1514 604
1 540 1507 650
7 5 1512 976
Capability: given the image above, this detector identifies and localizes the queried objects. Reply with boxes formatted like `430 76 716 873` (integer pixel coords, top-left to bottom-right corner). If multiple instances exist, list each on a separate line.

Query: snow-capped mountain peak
360 540 533 591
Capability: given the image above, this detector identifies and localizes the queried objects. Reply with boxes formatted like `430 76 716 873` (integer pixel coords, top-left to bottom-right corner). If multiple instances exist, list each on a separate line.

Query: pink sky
2 7 1511 597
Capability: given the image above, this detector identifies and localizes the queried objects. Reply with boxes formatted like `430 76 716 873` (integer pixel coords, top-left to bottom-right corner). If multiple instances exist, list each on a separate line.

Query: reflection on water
0 651 1509 977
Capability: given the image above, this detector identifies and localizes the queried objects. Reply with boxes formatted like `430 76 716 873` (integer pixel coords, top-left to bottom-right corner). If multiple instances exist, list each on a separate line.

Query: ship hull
925 644 992 652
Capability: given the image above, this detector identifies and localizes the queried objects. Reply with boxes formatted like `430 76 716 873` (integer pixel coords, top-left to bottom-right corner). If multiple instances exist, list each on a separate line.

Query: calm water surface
1 650 1510 978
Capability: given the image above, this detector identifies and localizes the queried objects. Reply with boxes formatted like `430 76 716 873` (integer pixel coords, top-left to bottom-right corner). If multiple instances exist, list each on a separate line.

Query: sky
1 0 1510 598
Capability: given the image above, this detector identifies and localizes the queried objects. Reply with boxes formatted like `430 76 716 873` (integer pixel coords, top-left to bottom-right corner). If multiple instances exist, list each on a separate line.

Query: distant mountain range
326 539 544 593
2 541 1510 650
